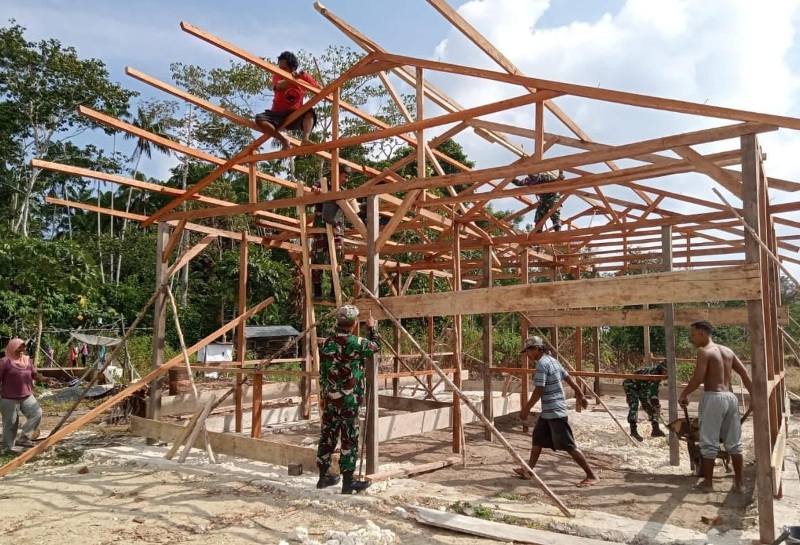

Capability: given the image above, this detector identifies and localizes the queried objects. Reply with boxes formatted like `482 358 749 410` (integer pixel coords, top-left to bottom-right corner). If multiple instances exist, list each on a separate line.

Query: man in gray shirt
517 336 598 487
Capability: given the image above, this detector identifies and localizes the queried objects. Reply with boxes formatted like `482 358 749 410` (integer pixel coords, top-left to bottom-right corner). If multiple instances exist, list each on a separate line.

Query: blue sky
3 0 800 276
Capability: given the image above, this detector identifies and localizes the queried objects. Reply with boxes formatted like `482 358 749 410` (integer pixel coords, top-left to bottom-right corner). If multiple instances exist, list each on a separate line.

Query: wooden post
642 264 651 365
550 269 559 359
575 325 583 412
520 250 530 431
235 231 248 433
147 223 170 442
250 373 263 438
483 244 494 441
393 269 401 396
427 272 435 395
452 223 463 454
248 158 257 204
296 168 316 420
178 396 216 463
592 325 601 396
741 133 774 543
365 193 380 475
662 225 680 465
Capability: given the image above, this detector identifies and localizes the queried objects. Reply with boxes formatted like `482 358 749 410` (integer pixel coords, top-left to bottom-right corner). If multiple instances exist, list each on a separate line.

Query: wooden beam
356 264 761 319
147 224 170 433
741 134 774 544
243 90 557 164
365 457 459 483
674 145 742 198
482 245 493 441
523 306 789 328
33 159 299 229
662 226 680 465
235 231 248 433
45 196 298 251
158 381 303 416
376 52 800 131
162 220 187 263
771 419 787 497
159 123 776 223
365 194 380 475
130 416 338 473
168 235 216 277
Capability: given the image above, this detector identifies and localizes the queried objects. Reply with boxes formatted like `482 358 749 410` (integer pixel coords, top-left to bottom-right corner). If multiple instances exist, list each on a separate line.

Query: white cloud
426 0 800 276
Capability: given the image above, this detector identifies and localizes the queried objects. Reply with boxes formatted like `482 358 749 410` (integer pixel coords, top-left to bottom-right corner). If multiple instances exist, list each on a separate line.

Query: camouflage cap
520 335 546 353
336 304 360 326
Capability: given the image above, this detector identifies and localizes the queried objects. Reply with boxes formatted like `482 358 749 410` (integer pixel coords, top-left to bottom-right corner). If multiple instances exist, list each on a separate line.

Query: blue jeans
1 395 42 450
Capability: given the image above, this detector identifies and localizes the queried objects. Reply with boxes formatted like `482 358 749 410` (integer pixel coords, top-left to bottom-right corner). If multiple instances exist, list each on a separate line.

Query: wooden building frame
31 1 798 542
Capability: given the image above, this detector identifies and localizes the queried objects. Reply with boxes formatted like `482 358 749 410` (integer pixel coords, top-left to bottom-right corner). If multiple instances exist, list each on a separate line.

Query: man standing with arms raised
680 321 753 492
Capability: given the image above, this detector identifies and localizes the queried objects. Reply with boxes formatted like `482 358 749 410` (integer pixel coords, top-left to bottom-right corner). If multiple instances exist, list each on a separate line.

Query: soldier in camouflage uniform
511 170 564 232
623 361 668 441
316 304 381 494
310 165 351 301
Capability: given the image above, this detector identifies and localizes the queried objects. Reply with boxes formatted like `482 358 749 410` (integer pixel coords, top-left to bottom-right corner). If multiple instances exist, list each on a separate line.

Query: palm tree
117 105 172 282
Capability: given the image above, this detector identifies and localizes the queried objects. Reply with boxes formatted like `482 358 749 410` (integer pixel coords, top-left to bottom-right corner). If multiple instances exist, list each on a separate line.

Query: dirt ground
263 395 759 535
0 393 792 545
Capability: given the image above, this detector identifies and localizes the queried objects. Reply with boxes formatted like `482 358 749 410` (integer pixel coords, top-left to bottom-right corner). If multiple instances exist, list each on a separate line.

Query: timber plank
357 265 761 319
130 416 338 473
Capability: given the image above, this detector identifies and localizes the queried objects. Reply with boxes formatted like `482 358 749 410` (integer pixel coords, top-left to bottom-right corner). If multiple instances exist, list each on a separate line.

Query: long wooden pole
353 277 572 518
166 286 216 463
741 134 774 543
0 296 274 478
482 244 494 441
148 224 170 438
662 226 680 464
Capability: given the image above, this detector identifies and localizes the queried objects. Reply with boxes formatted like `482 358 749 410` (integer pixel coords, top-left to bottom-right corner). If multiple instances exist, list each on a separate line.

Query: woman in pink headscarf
0 338 54 453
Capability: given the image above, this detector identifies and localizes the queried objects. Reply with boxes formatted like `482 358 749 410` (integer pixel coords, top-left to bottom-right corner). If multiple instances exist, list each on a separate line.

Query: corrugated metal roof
245 325 300 339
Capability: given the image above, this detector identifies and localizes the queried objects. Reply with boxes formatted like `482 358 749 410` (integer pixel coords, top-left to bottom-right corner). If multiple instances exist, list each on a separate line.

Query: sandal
512 467 531 479
576 478 599 487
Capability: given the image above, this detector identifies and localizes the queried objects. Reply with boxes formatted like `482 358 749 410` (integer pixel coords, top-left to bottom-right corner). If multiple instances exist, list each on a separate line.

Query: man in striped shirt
517 336 598 487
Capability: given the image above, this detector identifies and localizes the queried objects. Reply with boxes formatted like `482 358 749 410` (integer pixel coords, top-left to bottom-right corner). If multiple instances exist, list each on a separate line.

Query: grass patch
53 448 84 465
449 501 494 521
494 490 526 501
450 500 548 530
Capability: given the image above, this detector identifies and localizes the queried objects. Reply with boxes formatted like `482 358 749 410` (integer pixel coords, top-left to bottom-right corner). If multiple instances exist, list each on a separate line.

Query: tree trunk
34 301 44 368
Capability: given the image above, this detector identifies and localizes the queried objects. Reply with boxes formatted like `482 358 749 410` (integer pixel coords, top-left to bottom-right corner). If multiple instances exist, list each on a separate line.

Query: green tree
0 235 99 364
0 22 136 236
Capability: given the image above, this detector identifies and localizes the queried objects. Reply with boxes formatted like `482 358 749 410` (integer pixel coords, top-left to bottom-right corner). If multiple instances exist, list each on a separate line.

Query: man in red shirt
255 51 319 147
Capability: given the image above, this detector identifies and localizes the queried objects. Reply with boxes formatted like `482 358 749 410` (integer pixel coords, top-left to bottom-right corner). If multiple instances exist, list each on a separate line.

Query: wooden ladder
296 173 343 417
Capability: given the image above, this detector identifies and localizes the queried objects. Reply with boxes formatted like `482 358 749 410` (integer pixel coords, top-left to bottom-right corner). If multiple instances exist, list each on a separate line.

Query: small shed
245 325 300 359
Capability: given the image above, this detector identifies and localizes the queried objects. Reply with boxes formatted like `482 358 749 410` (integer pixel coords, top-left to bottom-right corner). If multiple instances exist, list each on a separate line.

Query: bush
126 334 179 377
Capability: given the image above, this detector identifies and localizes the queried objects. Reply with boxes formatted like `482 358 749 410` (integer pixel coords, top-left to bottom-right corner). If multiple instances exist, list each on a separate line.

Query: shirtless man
679 321 753 492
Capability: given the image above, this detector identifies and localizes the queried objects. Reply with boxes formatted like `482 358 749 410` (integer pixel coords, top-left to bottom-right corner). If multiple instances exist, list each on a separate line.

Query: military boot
651 422 666 437
630 423 644 442
316 466 341 489
341 471 370 494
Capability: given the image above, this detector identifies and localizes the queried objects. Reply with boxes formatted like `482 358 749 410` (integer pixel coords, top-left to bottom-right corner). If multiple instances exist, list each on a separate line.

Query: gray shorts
698 391 742 458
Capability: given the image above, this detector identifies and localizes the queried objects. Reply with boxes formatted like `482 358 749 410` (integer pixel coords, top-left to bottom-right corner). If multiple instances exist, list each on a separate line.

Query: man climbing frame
310 164 352 302
511 170 565 232
316 304 381 494
623 360 668 441
255 50 319 147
